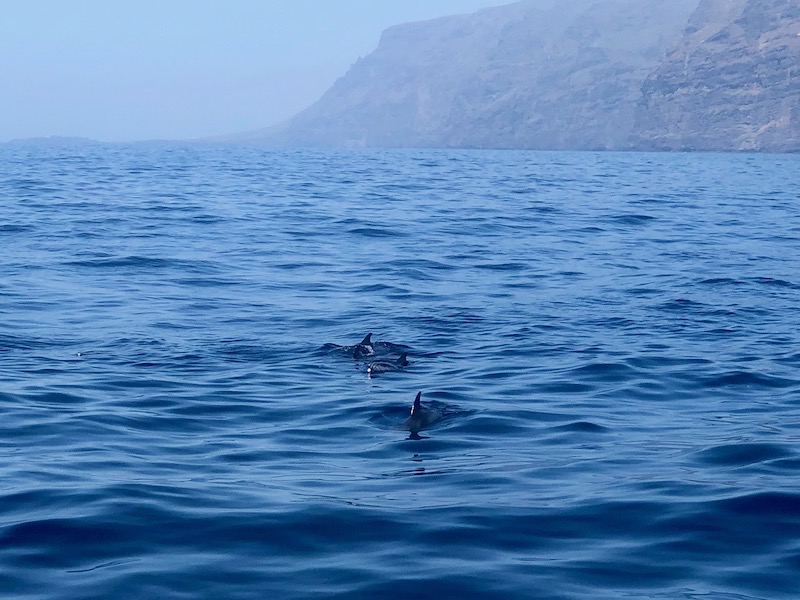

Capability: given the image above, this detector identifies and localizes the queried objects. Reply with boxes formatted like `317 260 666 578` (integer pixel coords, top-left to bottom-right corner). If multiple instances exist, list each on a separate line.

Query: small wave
551 421 609 433
457 415 529 435
0 334 46 352
608 213 657 225
568 361 640 383
752 277 800 290
65 256 173 269
474 262 528 272
702 370 798 389
694 442 793 467
0 224 34 234
64 255 221 275
190 214 224 224
714 491 800 517
699 276 800 291
658 298 708 312
66 558 139 573
776 352 800 366
173 276 240 288
698 277 744 286
354 283 402 294
534 381 595 394
387 258 456 271
23 391 88 406
1 516 128 552
347 227 401 238
274 261 331 271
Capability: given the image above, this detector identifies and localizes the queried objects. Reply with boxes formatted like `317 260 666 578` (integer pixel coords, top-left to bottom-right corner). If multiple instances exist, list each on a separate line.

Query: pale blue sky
2 0 505 142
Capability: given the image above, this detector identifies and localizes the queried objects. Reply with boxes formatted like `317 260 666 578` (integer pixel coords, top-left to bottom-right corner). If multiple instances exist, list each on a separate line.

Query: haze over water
2 144 799 599
0 0 503 142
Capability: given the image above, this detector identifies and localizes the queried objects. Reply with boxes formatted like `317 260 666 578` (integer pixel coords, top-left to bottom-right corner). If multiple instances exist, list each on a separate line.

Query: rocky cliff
633 0 800 152
240 0 799 152
258 0 698 150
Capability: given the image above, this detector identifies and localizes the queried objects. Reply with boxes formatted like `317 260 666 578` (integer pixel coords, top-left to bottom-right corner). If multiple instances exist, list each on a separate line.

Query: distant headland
4 136 101 147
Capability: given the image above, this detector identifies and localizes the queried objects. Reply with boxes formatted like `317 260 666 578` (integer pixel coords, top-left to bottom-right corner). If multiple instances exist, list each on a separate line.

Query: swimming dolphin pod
325 333 457 438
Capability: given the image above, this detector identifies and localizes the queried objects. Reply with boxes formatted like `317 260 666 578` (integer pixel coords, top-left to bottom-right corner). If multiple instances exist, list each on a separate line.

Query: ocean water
1 144 799 600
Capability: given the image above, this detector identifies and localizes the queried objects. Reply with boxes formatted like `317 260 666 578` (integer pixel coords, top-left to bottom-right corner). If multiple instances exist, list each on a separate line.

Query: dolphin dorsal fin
398 353 409 366
360 333 373 346
411 391 422 416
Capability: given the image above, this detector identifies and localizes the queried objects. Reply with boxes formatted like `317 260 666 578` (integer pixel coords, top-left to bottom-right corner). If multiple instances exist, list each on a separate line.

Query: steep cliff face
237 0 799 152
263 0 698 150
633 0 800 151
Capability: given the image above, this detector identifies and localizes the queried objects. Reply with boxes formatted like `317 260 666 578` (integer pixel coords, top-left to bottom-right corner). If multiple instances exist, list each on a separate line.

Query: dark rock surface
633 0 800 152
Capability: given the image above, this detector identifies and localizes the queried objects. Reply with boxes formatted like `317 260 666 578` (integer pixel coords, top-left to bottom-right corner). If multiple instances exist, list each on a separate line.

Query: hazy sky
2 0 505 142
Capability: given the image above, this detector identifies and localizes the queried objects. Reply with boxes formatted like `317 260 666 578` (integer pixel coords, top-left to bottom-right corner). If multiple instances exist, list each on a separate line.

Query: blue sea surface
1 144 799 599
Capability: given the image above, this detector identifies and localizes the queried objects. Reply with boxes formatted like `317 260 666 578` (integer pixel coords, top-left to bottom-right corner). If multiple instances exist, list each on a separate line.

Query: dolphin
351 333 374 359
321 333 374 358
367 353 409 376
403 391 443 435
